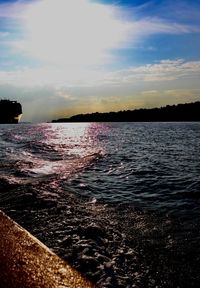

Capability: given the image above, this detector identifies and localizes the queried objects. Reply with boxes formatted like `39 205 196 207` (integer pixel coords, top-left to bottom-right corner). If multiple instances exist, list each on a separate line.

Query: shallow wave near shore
0 122 200 287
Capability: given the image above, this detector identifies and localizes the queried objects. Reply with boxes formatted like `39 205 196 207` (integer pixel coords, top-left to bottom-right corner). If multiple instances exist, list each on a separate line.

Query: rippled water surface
0 122 200 287
70 122 200 214
1 122 200 213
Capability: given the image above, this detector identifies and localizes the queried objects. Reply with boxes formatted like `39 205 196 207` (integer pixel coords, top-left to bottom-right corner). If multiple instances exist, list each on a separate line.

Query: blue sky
0 0 200 121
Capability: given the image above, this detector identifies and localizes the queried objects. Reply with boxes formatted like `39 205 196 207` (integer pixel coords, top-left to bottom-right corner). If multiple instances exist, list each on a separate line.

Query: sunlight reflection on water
1 122 200 214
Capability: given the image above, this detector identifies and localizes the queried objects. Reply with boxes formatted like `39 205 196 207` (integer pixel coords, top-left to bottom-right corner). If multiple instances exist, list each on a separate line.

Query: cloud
0 59 200 88
10 0 133 66
0 65 107 87
1 0 199 69
129 18 200 38
141 90 159 96
140 88 200 99
107 59 200 84
0 1 200 122
163 88 200 98
0 32 10 38
0 1 29 18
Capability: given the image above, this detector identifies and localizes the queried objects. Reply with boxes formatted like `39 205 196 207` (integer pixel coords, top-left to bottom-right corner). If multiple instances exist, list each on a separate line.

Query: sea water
0 122 200 287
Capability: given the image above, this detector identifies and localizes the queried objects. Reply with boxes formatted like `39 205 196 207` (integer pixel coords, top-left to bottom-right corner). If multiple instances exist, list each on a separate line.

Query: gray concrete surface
0 210 95 287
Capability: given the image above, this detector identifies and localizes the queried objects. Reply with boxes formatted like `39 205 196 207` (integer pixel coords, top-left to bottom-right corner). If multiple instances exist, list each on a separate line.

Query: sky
0 0 200 122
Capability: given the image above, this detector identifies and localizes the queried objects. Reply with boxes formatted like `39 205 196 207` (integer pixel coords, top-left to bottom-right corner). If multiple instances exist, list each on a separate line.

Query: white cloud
0 1 28 18
141 90 159 95
0 59 200 88
56 89 75 101
2 0 199 69
132 18 200 36
1 1 200 122
163 88 200 98
107 59 200 84
0 65 107 87
11 0 132 66
0 32 9 38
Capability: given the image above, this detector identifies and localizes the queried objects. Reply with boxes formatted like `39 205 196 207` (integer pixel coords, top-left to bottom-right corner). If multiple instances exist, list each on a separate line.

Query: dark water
0 122 200 287
69 122 200 214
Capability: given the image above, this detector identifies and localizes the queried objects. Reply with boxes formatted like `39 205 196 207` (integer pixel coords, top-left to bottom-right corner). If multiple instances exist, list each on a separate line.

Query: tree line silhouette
52 101 200 122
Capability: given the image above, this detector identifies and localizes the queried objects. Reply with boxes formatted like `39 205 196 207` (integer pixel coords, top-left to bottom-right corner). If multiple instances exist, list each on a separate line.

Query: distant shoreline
52 101 200 123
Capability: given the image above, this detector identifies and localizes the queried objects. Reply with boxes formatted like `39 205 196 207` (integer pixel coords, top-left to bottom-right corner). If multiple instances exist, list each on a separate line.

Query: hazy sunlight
18 0 130 67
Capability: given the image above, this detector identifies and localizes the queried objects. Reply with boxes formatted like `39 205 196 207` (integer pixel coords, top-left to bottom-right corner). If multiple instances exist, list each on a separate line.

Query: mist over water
0 122 200 287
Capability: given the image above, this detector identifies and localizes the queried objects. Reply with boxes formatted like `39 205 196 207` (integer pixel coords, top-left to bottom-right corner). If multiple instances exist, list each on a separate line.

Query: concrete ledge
0 210 95 288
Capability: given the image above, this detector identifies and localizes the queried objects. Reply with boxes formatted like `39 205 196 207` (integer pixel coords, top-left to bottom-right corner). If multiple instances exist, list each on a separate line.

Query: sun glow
16 0 130 68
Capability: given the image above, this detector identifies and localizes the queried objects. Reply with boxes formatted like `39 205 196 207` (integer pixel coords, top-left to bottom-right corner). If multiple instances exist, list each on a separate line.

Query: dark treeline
52 101 200 122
